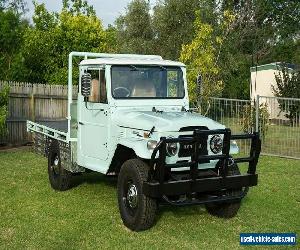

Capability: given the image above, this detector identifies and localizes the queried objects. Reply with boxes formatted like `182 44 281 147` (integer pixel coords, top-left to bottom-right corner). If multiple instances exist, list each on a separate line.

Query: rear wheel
48 140 72 191
117 159 157 231
205 164 242 218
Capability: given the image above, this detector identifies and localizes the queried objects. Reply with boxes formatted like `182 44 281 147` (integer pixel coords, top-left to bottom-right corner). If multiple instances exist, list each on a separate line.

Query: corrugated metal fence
0 81 77 144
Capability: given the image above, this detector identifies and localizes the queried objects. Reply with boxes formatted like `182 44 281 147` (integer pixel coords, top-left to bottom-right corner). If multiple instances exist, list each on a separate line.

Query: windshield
111 65 185 99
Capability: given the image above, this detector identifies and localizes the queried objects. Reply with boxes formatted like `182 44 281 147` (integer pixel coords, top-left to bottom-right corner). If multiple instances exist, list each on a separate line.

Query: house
250 62 296 120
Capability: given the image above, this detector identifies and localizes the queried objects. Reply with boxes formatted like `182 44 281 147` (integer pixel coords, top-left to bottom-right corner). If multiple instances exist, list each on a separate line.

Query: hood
113 110 225 132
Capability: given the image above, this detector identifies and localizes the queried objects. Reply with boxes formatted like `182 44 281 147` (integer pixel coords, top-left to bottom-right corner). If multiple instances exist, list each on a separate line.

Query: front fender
118 138 153 159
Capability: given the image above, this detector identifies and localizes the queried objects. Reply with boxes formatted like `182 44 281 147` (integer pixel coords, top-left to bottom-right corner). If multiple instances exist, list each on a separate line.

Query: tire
117 159 157 231
205 164 242 218
48 140 72 191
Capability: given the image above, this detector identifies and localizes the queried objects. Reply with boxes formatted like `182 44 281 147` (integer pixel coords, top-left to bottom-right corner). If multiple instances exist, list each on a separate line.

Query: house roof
250 62 298 72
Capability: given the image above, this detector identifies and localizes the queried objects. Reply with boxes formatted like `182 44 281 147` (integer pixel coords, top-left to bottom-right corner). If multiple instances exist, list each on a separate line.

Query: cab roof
80 57 186 67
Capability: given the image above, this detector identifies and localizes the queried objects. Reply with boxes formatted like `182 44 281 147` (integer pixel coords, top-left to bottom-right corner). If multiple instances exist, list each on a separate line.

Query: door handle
79 122 84 125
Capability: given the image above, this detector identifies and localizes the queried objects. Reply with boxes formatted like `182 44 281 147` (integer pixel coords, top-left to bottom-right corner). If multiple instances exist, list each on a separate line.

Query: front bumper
143 129 261 204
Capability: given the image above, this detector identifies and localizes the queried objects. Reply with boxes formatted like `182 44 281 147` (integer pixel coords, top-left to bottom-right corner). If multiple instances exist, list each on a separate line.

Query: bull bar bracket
143 129 261 204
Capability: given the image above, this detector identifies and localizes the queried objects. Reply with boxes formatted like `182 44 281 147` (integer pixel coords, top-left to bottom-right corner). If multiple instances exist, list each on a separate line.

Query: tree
62 0 95 16
115 0 208 59
219 0 300 99
0 9 28 80
0 84 9 138
180 10 235 106
0 0 27 13
152 0 202 60
111 0 300 101
115 0 153 54
106 24 118 53
18 1 109 84
273 65 300 123
32 1 58 30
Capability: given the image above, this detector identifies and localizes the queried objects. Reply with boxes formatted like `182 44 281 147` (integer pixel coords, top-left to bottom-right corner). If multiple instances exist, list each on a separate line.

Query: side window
167 70 184 97
99 69 107 103
87 69 107 103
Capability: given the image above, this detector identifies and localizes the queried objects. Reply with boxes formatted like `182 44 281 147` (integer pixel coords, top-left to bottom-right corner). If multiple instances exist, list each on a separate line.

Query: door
79 67 109 164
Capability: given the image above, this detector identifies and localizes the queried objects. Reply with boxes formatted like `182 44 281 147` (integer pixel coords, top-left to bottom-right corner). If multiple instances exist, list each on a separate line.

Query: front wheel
205 164 243 218
117 159 157 231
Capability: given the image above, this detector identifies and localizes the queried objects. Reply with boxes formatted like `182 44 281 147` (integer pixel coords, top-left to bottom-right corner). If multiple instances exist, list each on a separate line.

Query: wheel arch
118 139 152 158
107 144 137 174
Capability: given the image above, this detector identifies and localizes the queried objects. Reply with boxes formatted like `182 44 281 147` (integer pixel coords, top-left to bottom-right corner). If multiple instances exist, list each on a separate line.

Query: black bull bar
143 129 261 204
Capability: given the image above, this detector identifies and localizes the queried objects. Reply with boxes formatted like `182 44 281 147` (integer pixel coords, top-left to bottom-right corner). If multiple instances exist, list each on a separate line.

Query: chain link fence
194 96 300 159
193 97 252 156
257 96 300 159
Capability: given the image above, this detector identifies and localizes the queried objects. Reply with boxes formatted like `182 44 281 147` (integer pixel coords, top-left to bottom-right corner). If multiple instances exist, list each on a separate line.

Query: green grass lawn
0 149 299 249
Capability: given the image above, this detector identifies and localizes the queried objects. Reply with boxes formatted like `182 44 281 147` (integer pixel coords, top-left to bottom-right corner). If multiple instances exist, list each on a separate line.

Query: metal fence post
256 95 259 133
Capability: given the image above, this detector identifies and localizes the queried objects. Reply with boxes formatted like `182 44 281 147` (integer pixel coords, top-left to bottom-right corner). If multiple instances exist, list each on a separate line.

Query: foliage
32 1 58 31
0 10 23 54
152 0 201 60
115 0 153 54
0 0 299 101
0 0 115 84
105 25 118 53
62 0 95 16
0 0 27 13
273 65 300 123
0 9 28 80
114 0 299 100
0 84 9 137
180 10 235 105
18 1 109 84
241 103 269 139
219 0 300 99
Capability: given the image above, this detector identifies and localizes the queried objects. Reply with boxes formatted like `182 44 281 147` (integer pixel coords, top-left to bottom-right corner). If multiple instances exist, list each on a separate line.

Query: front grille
178 126 209 163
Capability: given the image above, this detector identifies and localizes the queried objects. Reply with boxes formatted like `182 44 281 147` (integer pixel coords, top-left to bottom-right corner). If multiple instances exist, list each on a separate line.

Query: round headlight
166 142 178 156
210 135 223 154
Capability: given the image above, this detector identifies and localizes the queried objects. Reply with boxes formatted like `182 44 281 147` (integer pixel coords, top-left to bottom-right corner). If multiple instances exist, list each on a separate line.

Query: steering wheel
113 87 130 98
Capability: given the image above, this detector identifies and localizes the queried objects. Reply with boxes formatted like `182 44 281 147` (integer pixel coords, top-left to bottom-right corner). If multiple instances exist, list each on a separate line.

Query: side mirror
81 73 91 97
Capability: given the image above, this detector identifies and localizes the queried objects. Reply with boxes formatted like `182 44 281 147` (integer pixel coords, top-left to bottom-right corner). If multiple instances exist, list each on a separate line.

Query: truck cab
77 56 230 174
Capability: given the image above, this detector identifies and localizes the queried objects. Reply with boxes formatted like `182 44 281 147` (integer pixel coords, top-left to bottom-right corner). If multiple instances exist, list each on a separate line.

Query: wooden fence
0 81 77 145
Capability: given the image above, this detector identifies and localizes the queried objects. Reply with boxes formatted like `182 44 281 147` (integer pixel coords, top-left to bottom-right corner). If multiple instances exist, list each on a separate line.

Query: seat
89 79 100 102
131 79 156 97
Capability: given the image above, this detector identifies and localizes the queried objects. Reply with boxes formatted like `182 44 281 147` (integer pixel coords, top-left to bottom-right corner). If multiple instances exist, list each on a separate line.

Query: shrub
273 64 300 124
0 84 9 137
241 103 269 139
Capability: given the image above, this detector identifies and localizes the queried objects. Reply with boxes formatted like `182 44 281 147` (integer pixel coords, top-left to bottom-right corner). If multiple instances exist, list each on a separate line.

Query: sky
24 0 155 27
